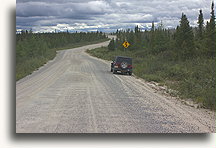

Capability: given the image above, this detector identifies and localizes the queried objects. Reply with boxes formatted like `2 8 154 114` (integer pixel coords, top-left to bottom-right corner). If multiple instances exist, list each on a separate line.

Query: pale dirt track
16 39 215 133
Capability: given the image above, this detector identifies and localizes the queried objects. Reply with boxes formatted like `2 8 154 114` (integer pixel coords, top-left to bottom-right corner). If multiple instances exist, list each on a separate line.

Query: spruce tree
210 2 215 29
175 13 195 59
197 9 204 39
133 25 142 50
150 22 155 48
135 25 140 34
151 21 155 31
205 1 215 57
108 38 115 51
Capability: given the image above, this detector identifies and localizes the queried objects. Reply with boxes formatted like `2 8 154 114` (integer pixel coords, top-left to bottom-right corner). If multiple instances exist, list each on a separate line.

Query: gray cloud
16 0 213 32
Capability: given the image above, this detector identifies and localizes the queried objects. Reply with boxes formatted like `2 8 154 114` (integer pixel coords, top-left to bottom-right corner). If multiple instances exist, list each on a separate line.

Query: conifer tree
133 25 142 50
175 13 195 59
205 1 215 57
197 9 204 39
151 21 155 31
108 38 115 51
149 22 155 48
210 1 215 29
135 25 139 34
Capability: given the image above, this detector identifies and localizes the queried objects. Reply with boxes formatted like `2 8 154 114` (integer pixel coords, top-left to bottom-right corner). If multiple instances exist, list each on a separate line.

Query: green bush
87 46 215 110
16 32 108 80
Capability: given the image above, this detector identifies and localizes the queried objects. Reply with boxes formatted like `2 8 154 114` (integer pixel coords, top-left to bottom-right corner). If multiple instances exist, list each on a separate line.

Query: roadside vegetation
87 2 215 110
16 31 108 80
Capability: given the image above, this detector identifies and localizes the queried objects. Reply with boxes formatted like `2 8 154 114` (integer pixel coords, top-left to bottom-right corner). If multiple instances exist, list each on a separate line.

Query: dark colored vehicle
111 56 132 75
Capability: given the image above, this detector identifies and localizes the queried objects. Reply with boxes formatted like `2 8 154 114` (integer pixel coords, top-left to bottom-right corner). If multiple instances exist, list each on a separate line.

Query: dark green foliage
16 31 108 80
175 13 195 59
88 46 215 110
210 2 215 28
108 38 115 51
87 3 215 110
204 2 215 57
151 21 155 31
197 9 204 39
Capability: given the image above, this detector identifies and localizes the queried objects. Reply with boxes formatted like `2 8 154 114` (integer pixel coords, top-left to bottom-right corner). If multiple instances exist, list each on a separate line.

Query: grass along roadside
86 46 215 110
16 38 109 81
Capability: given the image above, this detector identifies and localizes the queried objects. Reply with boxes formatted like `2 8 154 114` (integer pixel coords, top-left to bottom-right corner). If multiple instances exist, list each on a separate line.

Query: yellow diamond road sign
122 41 130 48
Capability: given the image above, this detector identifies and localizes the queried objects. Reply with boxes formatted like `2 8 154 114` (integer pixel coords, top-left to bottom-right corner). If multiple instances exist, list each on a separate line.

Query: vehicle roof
115 56 132 59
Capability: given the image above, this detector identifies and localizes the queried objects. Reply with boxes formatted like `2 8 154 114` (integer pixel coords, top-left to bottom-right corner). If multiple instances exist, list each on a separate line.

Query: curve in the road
16 40 215 133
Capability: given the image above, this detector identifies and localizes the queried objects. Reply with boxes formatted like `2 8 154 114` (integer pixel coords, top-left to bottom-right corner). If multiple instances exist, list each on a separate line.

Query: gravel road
16 39 215 133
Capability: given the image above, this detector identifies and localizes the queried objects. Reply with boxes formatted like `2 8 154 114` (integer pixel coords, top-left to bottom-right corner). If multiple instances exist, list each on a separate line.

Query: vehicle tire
128 72 132 76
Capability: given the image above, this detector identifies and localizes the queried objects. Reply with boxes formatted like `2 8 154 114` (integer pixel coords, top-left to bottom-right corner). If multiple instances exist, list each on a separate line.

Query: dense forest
87 2 215 109
16 31 108 80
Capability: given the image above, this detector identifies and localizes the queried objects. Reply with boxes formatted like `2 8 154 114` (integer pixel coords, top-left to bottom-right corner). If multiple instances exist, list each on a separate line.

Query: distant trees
16 31 107 63
109 21 172 55
108 1 215 59
105 2 215 110
16 31 108 80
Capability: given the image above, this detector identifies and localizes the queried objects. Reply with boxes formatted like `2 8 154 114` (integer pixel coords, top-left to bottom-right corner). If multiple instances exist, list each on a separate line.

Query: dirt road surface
16 39 215 133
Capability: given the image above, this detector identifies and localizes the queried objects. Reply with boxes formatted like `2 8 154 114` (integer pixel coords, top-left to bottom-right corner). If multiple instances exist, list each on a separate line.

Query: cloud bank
16 0 213 32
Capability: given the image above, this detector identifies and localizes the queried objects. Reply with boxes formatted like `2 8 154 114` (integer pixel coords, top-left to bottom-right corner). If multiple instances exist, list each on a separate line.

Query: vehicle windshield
116 57 132 64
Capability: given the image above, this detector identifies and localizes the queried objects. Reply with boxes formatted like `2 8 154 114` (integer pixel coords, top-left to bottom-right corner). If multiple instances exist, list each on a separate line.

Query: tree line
16 31 107 64
16 31 108 80
108 2 215 60
99 2 215 109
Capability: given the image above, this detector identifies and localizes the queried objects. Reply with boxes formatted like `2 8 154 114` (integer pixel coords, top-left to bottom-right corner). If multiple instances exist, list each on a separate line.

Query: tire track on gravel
16 37 215 133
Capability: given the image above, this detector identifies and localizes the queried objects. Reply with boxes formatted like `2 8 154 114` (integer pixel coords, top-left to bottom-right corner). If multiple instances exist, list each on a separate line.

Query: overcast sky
16 0 214 33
